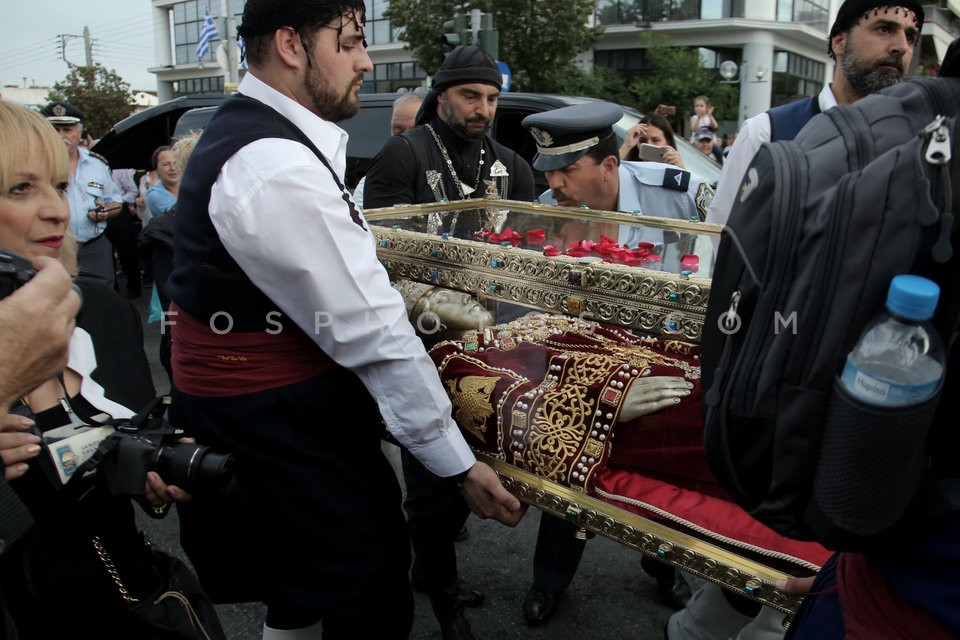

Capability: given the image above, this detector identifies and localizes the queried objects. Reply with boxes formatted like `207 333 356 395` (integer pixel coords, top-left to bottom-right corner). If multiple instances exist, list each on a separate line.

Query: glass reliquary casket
364 198 829 616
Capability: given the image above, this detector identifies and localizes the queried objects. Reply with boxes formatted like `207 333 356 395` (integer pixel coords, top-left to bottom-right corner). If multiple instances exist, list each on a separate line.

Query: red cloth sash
170 302 337 397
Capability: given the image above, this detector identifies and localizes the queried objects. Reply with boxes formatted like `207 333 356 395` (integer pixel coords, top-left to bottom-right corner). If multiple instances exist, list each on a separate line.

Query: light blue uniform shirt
68 148 122 243
537 161 714 272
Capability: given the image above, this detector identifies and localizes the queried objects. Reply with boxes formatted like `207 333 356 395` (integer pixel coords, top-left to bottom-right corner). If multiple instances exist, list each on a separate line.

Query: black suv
97 92 721 189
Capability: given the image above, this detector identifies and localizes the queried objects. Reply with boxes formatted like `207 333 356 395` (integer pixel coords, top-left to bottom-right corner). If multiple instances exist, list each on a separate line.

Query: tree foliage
48 64 134 139
384 0 601 93
627 33 738 135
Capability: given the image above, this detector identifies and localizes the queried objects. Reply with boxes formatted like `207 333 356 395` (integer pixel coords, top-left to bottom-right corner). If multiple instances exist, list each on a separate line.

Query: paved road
129 284 675 639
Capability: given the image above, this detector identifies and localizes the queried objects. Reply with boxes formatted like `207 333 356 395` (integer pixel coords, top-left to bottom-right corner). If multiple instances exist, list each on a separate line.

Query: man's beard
551 188 571 203
304 68 362 123
440 99 490 141
842 46 905 97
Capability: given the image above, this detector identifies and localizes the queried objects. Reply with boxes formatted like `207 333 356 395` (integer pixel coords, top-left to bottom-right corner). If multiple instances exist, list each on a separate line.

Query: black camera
0 249 38 299
0 248 83 305
97 416 236 497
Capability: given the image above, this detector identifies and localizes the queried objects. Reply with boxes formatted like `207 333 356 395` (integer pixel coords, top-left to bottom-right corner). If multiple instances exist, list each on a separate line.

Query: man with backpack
707 0 923 227
671 2 926 639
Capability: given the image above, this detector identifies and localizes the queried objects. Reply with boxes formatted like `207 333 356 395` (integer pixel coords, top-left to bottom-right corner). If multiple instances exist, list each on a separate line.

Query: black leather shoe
430 586 476 640
522 586 558 626
412 572 486 608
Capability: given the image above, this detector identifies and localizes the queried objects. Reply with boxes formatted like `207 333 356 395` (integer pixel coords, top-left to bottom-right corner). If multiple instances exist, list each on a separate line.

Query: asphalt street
127 280 676 640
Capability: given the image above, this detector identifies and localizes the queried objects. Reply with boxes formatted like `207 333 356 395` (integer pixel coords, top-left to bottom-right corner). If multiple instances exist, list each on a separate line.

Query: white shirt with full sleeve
207 73 475 478
706 85 838 226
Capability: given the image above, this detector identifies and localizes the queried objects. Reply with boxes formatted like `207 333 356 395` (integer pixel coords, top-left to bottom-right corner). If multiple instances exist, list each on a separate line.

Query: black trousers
105 205 142 295
532 512 587 593
401 448 470 593
171 370 413 634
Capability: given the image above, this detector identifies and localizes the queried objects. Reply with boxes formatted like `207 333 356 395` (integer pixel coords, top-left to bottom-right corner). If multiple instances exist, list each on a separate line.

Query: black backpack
701 77 960 550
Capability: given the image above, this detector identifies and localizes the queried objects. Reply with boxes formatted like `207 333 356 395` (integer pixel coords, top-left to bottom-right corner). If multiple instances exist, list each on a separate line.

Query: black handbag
92 536 227 640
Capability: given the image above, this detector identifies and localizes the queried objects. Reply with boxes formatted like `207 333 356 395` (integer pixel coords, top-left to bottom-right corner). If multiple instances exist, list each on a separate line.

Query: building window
173 75 225 97
364 0 403 46
594 48 652 77
596 0 732 25
171 0 242 65
777 0 829 31
360 61 427 94
771 50 825 106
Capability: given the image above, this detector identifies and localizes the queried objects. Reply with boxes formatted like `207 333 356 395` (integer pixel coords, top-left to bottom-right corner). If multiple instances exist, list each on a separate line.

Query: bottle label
840 361 939 406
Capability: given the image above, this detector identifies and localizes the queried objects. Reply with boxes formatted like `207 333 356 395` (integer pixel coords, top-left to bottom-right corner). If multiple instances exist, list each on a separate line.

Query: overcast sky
0 3 158 91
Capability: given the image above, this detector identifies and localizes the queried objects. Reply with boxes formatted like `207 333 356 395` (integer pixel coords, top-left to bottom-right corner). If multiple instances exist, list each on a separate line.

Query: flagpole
221 0 238 84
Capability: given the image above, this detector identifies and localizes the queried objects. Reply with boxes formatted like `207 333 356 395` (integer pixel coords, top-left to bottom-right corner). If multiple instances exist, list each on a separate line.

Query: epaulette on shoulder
88 150 111 167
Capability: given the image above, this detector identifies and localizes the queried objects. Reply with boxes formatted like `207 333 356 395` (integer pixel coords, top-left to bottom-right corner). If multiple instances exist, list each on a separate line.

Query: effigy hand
618 376 693 423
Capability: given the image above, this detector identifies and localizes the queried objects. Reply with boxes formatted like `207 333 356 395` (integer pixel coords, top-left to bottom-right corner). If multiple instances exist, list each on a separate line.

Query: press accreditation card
39 423 115 486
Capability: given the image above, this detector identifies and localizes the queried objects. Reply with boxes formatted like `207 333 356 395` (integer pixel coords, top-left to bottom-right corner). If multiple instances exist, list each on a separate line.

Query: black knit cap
415 45 502 126
828 0 924 57
237 0 365 39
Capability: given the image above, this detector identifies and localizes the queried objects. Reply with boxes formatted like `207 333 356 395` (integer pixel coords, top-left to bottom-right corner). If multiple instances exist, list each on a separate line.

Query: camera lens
154 443 236 494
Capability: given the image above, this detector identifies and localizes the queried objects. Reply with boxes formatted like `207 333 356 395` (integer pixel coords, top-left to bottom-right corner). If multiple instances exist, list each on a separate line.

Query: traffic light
477 13 498 60
442 15 470 48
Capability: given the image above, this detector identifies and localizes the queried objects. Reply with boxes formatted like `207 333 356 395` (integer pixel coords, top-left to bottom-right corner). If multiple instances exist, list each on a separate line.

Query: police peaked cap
415 45 502 126
41 102 84 125
829 0 924 56
521 103 623 172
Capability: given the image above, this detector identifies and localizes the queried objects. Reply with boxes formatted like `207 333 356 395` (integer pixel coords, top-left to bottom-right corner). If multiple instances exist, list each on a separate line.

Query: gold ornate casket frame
368 199 717 344
365 199 805 616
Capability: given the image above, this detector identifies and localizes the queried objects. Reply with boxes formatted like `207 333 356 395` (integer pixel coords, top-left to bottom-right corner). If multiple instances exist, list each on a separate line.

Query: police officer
518 103 714 626
41 102 122 288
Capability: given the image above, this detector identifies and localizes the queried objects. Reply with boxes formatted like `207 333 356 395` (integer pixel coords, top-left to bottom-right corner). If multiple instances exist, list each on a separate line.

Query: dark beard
440 100 490 141
842 54 904 97
551 188 571 203
304 70 361 123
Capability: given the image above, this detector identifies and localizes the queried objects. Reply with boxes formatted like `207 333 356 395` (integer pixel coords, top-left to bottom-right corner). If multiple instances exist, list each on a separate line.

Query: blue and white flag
196 10 220 61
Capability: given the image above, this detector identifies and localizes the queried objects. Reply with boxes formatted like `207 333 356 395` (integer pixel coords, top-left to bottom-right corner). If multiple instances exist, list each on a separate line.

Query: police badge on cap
41 102 84 125
521 103 623 172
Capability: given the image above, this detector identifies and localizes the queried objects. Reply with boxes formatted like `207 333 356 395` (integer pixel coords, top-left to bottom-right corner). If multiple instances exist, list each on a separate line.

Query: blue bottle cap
886 274 940 321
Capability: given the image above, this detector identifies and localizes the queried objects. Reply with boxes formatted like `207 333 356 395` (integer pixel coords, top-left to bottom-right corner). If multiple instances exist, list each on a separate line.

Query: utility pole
83 26 94 66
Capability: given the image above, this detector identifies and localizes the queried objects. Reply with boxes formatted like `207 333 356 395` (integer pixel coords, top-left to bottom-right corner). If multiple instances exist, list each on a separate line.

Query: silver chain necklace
425 124 485 199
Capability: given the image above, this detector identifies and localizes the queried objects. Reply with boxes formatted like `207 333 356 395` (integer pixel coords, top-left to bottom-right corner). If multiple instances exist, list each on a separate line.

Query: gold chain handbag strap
91 535 215 640
91 535 139 604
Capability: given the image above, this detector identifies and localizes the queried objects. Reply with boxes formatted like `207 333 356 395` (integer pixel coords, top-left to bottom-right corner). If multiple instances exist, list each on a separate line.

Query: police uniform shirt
537 161 713 246
68 148 122 243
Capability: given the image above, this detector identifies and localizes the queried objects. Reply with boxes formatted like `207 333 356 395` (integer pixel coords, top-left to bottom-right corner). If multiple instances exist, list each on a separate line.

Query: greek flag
196 10 220 60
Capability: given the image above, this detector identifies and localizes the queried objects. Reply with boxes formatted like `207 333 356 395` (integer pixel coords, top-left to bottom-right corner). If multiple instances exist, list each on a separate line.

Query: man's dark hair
582 134 621 167
238 0 366 67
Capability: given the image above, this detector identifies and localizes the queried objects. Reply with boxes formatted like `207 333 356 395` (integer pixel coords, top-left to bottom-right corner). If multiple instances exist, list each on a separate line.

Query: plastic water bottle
840 275 945 406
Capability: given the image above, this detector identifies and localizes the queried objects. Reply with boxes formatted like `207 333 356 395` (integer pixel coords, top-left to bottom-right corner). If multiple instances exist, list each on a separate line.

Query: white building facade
149 0 958 123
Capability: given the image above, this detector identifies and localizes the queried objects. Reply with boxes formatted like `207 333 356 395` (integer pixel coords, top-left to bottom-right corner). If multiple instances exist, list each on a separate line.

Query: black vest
168 95 363 331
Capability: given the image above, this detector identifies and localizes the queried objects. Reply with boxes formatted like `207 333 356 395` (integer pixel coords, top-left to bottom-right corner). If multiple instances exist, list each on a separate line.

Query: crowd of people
0 0 956 638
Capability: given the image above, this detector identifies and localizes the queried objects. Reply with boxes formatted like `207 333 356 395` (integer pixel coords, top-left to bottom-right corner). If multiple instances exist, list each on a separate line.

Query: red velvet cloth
170 302 337 397
597 467 831 569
